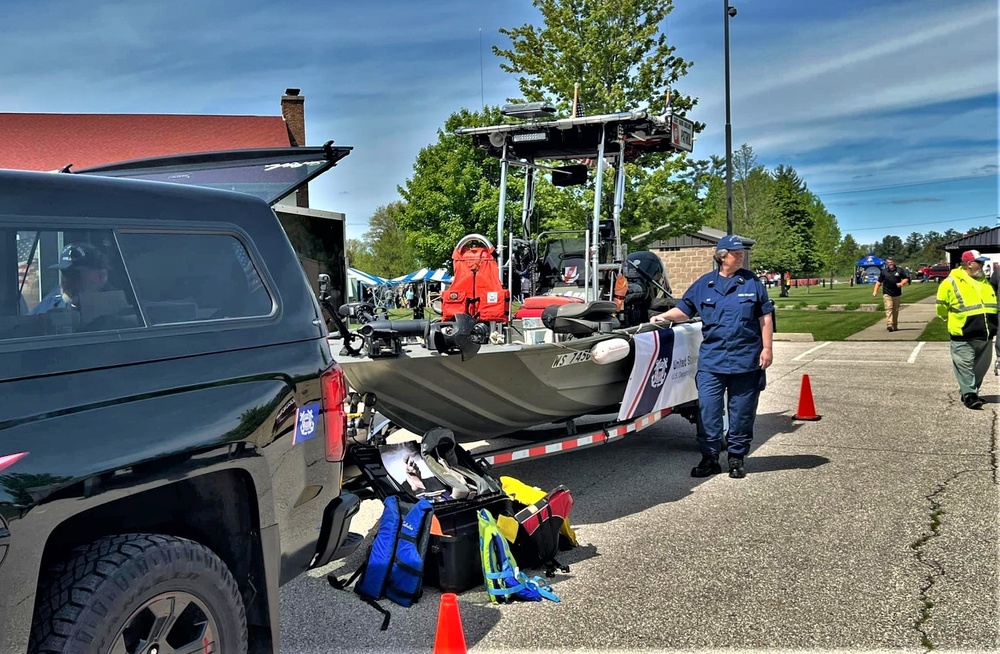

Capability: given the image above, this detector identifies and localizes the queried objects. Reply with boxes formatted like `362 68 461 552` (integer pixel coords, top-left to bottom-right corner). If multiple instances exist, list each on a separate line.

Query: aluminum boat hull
333 330 638 441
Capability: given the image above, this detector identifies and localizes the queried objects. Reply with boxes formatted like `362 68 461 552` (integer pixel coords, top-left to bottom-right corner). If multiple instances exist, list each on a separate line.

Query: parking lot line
907 341 927 364
792 341 831 361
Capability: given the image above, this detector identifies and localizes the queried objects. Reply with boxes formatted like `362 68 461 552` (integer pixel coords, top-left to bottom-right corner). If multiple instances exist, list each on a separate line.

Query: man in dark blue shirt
31 242 111 315
651 235 775 478
872 258 909 331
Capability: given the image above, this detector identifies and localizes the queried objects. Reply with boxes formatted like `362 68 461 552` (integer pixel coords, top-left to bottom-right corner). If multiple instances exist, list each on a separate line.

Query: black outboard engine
622 251 672 326
358 314 485 360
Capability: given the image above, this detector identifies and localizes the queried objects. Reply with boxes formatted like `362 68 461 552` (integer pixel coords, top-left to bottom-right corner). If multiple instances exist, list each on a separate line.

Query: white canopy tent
348 267 390 286
391 268 453 284
347 267 392 300
392 268 452 311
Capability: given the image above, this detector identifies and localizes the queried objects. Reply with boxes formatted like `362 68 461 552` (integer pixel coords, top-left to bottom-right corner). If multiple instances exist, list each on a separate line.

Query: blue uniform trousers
695 369 763 458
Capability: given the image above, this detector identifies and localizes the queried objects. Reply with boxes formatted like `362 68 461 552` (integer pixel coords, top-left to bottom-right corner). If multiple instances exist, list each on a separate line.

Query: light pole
724 1 737 236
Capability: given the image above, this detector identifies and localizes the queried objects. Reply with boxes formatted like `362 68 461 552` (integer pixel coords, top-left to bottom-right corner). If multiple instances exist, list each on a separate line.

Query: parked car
0 167 361 654
926 263 951 282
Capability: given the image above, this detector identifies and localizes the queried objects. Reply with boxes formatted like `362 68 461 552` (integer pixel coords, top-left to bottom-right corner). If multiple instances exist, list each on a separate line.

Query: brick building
637 226 757 297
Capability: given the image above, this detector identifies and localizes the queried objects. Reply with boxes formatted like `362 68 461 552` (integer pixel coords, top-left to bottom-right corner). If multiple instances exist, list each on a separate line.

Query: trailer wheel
30 534 247 654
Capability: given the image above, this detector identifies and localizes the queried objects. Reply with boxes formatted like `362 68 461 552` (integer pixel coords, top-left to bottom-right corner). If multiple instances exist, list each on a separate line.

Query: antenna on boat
479 28 485 110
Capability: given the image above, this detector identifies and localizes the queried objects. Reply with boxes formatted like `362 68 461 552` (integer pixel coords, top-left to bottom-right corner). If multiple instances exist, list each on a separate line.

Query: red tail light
320 365 348 461
0 452 28 473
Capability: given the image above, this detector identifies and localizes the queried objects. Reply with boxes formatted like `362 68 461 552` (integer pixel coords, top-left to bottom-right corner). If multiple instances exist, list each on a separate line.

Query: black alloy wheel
111 590 222 654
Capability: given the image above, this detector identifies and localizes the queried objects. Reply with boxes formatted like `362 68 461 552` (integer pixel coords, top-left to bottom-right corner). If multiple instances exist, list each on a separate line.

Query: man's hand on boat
650 307 690 324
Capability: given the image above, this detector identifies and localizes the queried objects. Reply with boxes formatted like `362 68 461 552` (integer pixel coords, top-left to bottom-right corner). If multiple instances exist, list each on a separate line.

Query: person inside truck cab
30 242 111 314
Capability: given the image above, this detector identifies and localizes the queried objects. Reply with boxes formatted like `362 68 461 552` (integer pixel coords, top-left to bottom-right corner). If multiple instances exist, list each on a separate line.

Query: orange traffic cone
793 374 821 421
433 593 468 654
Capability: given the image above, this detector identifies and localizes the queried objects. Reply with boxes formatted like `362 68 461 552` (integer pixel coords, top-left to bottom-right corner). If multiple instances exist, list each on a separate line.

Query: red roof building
0 113 290 172
0 89 311 205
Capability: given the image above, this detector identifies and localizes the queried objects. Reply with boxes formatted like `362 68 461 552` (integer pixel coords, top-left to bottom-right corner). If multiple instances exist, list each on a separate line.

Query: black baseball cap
50 243 109 271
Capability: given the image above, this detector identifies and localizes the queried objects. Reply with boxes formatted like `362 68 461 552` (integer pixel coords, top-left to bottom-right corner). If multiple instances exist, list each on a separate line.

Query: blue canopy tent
856 254 884 284
856 254 884 268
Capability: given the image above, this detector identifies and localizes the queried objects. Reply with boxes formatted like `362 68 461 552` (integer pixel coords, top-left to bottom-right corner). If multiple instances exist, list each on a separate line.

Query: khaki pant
883 294 900 329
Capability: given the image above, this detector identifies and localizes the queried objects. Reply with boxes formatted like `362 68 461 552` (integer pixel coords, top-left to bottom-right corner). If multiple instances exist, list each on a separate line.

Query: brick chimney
281 87 309 207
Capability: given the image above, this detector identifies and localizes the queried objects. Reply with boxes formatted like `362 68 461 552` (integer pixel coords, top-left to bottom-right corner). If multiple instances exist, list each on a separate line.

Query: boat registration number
552 350 591 368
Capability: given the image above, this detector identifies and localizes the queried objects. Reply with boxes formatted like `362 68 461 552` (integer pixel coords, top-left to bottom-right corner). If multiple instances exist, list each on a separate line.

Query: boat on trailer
331 105 701 442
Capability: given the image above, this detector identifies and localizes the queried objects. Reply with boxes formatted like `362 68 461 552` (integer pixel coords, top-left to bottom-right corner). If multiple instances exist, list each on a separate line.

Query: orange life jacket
441 240 510 323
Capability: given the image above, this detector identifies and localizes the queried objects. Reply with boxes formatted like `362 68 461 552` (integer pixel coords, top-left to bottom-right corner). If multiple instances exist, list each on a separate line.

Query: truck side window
0 228 142 341
117 232 273 325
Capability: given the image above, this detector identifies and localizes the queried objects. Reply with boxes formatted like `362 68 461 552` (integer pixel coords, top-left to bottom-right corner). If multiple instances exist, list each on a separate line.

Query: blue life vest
478 509 560 604
330 495 434 630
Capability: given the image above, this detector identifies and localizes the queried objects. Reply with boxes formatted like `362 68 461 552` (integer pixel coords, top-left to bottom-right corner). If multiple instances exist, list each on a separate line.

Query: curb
773 332 815 342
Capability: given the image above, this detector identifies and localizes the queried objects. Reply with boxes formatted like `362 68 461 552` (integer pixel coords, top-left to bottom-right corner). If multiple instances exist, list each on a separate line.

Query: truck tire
30 534 247 654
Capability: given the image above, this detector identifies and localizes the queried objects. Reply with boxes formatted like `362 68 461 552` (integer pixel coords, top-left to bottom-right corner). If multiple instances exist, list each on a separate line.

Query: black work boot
963 393 984 410
728 456 747 479
691 454 722 478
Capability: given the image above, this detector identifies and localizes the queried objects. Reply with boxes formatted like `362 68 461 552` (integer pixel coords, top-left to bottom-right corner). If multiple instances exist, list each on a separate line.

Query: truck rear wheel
30 534 247 654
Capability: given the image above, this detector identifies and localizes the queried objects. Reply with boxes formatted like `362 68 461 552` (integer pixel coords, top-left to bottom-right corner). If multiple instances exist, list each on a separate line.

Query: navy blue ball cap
716 234 749 252
50 242 109 271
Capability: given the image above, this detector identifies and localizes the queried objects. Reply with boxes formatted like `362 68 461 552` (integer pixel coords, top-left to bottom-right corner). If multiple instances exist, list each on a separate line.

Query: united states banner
17 233 36 278
618 322 702 420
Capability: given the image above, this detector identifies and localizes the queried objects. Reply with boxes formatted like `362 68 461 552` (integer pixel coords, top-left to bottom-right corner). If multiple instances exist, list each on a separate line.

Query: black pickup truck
0 154 360 654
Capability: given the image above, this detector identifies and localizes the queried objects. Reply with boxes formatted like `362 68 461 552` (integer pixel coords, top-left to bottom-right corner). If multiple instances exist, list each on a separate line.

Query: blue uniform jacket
678 267 774 374
30 288 69 315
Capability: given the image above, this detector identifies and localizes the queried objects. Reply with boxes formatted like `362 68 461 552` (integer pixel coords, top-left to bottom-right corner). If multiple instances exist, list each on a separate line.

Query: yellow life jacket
500 476 578 546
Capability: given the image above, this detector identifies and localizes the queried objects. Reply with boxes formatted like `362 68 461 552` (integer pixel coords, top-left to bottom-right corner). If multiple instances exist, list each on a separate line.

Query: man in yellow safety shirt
936 250 997 410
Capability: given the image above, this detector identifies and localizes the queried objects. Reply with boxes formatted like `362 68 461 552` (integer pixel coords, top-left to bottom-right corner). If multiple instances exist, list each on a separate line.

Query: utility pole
724 1 737 235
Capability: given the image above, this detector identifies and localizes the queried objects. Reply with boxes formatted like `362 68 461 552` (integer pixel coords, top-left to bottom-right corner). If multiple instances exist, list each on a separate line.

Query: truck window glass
117 232 273 325
0 228 142 340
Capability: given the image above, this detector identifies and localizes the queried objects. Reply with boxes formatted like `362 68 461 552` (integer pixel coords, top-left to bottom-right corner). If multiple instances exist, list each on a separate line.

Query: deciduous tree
396 107 512 266
363 202 419 279
493 0 702 241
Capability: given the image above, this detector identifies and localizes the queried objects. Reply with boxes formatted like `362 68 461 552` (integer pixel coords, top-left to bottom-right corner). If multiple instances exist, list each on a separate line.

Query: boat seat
514 295 583 320
541 301 620 335
521 295 584 309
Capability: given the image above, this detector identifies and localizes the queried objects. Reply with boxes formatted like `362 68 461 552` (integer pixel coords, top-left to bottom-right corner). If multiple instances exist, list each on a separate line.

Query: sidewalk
846 295 938 341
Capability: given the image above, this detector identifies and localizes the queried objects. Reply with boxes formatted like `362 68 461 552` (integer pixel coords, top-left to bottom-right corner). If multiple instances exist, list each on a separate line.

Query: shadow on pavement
496 410 809 526
281 569 502 654
744 453 829 474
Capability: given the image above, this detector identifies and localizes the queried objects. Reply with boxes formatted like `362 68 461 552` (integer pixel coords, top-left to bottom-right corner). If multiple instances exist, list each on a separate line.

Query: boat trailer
473 407 678 468
347 390 696 471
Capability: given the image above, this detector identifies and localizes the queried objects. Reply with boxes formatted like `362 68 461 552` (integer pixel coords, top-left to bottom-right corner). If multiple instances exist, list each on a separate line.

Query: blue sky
2 0 996 247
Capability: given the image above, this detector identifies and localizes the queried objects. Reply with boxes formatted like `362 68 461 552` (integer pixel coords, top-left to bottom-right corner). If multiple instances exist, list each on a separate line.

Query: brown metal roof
942 226 1000 252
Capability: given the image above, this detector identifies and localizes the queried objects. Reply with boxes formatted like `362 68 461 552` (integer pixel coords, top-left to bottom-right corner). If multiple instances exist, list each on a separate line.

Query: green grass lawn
771 281 942 339
917 315 950 341
771 279 939 307
774 309 884 340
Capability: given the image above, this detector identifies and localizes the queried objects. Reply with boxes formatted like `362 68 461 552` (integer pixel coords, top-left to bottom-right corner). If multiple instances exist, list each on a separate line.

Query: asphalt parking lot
280 340 998 653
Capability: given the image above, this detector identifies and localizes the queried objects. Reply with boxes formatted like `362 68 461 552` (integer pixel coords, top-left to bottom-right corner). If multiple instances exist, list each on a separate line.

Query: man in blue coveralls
651 235 774 478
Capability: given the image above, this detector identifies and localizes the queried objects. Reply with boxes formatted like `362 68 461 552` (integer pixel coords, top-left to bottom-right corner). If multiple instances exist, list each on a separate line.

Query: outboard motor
622 251 672 326
359 314 485 360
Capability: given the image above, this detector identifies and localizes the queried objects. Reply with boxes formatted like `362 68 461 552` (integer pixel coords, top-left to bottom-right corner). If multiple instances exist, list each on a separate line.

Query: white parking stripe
792 341 832 361
907 341 926 364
